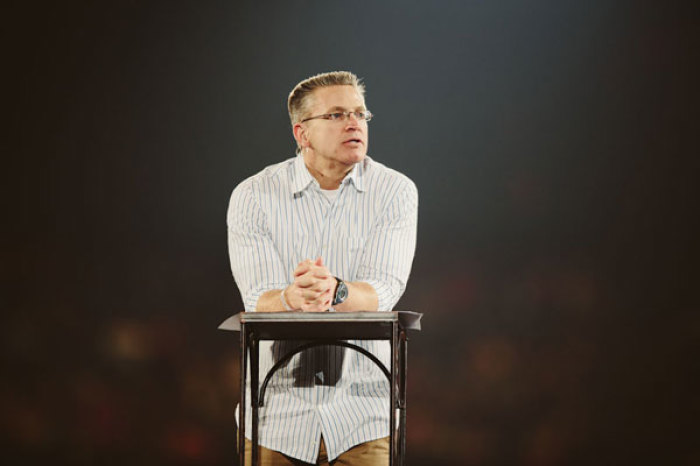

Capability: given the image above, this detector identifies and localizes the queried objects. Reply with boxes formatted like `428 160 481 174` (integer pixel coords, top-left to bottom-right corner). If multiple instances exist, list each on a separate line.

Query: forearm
255 281 379 312
333 281 379 312
254 289 286 312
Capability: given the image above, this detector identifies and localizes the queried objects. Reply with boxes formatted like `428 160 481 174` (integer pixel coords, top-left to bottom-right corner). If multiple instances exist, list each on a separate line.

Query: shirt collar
291 155 316 194
291 155 366 194
344 162 365 192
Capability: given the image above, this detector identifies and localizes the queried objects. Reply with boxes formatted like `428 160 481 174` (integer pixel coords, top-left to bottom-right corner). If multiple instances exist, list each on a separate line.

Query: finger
294 274 321 288
301 289 323 301
305 282 331 293
285 286 304 310
305 288 333 305
295 271 333 288
311 270 331 280
306 265 331 279
294 260 313 277
302 298 330 312
310 275 334 289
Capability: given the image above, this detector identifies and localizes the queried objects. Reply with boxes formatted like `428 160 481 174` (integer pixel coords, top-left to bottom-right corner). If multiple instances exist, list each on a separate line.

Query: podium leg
390 322 399 466
399 330 407 464
251 333 259 466
239 324 248 466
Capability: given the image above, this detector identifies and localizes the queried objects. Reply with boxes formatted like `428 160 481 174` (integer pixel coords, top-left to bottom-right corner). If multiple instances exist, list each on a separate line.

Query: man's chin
343 151 366 165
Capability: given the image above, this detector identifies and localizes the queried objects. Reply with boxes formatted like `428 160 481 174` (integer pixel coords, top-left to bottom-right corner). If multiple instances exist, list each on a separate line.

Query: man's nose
345 113 362 128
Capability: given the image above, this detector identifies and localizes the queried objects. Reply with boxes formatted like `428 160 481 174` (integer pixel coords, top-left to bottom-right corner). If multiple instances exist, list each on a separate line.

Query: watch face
334 279 348 305
337 282 348 301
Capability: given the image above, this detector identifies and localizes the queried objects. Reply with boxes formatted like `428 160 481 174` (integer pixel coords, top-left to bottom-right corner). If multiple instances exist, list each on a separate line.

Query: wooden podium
219 311 422 466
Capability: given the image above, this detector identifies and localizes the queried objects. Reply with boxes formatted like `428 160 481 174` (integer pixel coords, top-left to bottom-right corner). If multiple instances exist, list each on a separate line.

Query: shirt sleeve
356 179 418 311
227 180 288 312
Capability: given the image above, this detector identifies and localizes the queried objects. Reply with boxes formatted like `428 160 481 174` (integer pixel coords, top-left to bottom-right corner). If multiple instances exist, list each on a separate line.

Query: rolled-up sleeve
227 180 288 312
356 179 418 311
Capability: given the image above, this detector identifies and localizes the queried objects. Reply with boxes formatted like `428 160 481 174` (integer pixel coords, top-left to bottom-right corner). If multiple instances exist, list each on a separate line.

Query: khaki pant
244 436 389 466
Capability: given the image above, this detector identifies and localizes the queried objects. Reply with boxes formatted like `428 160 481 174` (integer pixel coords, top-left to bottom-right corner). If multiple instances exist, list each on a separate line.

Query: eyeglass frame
300 110 373 123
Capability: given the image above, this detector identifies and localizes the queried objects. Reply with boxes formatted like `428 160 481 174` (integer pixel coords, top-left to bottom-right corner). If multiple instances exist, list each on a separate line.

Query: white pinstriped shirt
227 155 418 462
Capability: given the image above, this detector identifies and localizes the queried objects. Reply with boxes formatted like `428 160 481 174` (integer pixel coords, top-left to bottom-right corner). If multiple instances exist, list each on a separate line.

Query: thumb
315 257 324 266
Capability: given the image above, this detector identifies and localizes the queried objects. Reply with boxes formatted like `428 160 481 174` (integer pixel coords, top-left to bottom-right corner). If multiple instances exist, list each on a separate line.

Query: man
227 71 418 465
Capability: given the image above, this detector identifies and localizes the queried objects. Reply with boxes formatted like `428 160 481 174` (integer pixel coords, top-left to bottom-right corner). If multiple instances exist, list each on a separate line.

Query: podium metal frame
219 311 422 466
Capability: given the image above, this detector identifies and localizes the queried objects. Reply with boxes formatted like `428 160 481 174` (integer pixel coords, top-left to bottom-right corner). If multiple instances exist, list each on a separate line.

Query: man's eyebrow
325 105 367 113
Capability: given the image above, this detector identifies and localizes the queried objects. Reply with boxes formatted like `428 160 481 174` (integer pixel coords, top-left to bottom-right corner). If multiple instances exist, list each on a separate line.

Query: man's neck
303 153 354 190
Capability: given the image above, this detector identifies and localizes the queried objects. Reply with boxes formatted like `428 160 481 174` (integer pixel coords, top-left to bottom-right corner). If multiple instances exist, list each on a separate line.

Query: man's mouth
343 138 363 145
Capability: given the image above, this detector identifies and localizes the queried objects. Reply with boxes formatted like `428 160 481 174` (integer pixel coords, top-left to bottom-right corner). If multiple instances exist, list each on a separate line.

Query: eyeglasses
301 110 373 123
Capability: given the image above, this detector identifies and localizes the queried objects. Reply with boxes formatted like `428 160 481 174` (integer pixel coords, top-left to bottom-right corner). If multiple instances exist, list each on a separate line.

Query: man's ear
293 123 308 150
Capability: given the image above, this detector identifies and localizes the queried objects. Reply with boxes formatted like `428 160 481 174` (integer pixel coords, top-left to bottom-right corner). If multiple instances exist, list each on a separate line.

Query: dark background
4 1 698 464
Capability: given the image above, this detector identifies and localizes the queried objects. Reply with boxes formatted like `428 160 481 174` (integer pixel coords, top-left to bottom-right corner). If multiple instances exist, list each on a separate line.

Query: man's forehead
309 85 365 110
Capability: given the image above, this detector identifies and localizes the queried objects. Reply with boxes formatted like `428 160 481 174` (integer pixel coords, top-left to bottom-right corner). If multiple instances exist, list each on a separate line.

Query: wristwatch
332 277 348 306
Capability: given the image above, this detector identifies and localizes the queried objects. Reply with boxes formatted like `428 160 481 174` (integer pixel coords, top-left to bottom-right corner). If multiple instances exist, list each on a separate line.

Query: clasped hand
284 257 336 312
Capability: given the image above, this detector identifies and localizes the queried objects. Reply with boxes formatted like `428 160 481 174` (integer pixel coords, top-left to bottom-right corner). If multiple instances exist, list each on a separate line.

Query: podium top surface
218 311 422 335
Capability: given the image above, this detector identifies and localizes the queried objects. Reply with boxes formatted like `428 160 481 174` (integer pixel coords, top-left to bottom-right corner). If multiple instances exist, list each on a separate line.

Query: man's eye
329 112 344 120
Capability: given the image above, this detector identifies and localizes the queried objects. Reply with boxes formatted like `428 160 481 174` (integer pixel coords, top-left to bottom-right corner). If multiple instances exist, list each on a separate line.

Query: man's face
301 85 368 167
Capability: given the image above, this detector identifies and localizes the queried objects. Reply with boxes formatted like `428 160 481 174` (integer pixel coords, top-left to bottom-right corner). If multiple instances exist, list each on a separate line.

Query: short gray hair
287 71 365 126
